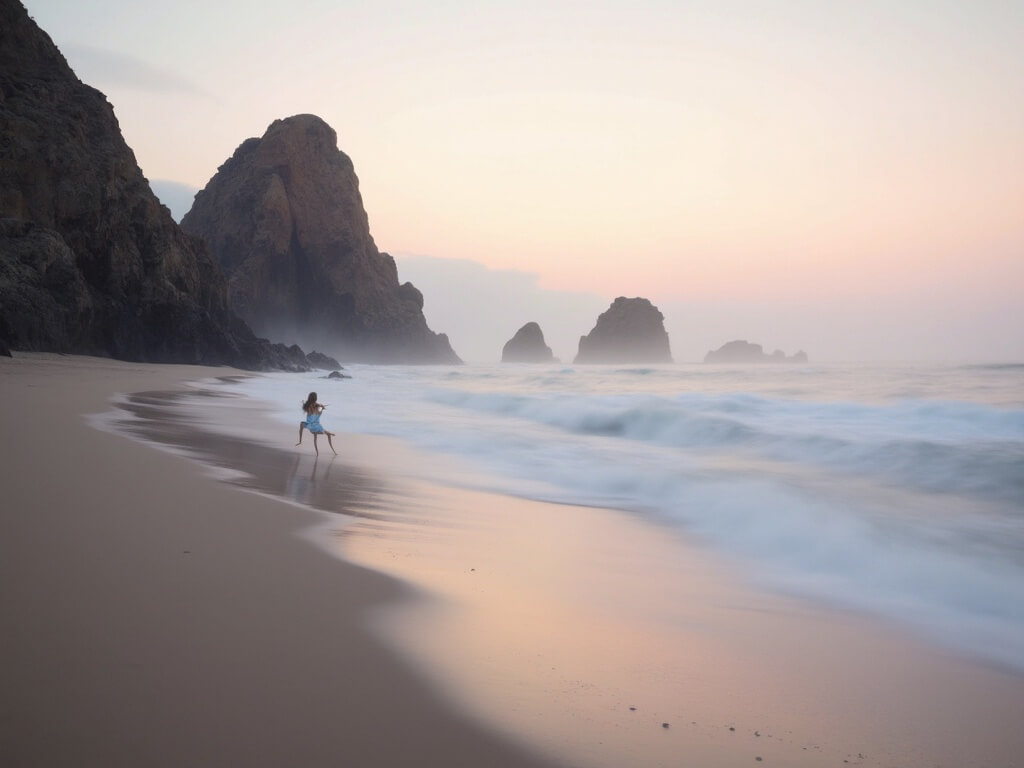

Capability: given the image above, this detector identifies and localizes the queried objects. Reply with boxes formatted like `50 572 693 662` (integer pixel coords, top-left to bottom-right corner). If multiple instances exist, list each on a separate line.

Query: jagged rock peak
574 297 672 364
704 340 808 363
181 114 461 364
502 322 556 363
0 0 307 369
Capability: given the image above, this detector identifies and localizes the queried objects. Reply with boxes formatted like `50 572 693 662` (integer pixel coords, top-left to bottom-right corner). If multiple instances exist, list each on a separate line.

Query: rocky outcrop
307 350 342 370
502 322 556 363
0 0 306 369
704 340 808 363
574 297 672 364
181 115 460 364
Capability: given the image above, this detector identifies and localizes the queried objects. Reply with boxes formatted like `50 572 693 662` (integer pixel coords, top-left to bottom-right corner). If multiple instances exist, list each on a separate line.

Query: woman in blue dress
296 391 337 455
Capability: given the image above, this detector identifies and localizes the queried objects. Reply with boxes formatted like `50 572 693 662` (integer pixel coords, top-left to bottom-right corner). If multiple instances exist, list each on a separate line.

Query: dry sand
3 353 1024 768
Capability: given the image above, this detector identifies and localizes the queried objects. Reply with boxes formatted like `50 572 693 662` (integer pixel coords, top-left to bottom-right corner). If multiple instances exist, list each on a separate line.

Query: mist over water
240 362 1024 672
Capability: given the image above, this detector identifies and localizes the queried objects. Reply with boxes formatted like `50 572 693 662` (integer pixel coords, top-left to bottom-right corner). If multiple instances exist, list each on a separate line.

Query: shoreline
5 353 1024 768
0 353 568 768
200 372 1024 768
94 362 1024 767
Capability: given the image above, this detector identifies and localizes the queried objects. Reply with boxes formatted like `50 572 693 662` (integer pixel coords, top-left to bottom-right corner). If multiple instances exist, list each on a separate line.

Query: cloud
394 253 811 364
394 254 607 363
61 44 207 95
395 253 1024 364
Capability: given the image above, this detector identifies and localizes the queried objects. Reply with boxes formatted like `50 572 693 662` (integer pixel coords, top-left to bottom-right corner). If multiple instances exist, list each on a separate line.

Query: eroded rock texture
0 0 305 369
181 115 460 364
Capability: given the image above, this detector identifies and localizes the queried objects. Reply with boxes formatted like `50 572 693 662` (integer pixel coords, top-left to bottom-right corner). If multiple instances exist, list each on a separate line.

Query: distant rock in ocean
502 322 556 363
574 297 672 364
704 340 808 364
181 114 461 364
0 0 308 370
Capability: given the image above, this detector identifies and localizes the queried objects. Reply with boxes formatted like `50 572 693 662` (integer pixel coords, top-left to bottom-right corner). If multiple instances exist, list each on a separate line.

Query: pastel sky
23 0 1024 362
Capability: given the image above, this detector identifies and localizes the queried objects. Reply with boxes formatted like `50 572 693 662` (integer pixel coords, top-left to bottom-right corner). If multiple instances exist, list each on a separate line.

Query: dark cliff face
181 115 461 364
574 297 672 364
0 0 303 368
502 322 555 363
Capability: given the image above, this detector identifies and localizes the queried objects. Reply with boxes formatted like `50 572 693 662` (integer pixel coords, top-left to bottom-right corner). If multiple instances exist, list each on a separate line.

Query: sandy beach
0 354 566 768
3 353 1024 768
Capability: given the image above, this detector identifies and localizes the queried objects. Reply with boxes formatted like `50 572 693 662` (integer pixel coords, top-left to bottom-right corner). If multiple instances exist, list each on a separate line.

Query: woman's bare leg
326 432 337 455
296 421 305 445
313 433 319 456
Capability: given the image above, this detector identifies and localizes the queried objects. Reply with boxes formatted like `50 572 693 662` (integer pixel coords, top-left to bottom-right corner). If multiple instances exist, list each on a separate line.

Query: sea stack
181 115 460 364
704 340 808 363
0 0 306 369
574 297 672 364
502 322 556 363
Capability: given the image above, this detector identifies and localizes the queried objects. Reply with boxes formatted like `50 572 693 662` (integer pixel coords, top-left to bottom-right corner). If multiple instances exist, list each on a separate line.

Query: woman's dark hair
302 392 318 413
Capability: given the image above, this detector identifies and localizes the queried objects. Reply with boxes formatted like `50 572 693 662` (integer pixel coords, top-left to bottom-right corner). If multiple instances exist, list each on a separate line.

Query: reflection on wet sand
110 388 395 522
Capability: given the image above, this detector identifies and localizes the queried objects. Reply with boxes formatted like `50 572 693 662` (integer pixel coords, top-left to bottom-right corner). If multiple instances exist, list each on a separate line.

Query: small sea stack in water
574 297 672 364
502 322 557 363
704 340 808 363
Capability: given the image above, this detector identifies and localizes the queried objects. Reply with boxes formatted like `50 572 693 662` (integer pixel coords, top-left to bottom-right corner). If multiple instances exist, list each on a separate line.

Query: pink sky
25 0 1024 360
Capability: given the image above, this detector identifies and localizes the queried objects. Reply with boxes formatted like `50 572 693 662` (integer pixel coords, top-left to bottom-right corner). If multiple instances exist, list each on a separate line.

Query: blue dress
306 411 325 434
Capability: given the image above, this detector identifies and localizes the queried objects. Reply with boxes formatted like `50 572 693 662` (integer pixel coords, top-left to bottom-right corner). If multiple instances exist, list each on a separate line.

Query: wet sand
4 352 1024 768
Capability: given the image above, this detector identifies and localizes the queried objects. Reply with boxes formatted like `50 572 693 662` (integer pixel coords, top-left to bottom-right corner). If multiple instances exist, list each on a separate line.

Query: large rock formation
502 322 556 363
181 115 460 364
574 297 672 364
704 340 808 363
0 0 306 369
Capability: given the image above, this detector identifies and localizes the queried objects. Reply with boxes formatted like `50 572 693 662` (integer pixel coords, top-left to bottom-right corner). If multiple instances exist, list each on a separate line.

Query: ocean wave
425 389 1024 505
959 362 1024 371
236 364 1024 671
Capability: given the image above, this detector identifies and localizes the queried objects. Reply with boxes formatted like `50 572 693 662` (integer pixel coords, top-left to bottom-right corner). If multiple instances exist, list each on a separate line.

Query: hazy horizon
29 0 1024 363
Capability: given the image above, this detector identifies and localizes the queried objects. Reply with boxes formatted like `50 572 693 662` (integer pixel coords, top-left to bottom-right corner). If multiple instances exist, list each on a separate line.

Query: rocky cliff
502 322 556 363
180 115 460 364
574 297 672 364
704 340 808 363
0 0 305 369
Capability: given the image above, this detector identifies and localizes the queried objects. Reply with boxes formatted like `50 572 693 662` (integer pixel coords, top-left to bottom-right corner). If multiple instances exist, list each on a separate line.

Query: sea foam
239 362 1024 671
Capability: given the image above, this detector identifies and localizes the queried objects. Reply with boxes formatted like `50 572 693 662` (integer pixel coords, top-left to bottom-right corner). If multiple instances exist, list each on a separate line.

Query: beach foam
238 362 1024 672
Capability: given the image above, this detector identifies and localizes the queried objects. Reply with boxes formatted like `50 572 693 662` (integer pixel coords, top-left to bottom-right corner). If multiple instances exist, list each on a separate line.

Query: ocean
230 361 1024 674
